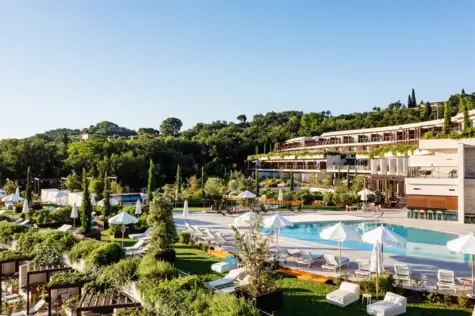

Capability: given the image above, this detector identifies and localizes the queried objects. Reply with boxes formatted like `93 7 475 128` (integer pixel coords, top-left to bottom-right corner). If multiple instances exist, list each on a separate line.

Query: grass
173 244 472 316
173 206 210 212
100 230 137 247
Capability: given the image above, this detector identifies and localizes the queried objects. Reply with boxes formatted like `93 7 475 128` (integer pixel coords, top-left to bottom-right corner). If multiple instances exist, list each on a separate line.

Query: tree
147 159 154 204
289 170 294 192
255 169 260 197
80 168 92 233
160 117 182 137
460 93 471 132
411 88 417 108
200 166 205 189
423 102 431 119
443 102 451 134
407 95 412 108
88 178 104 201
236 114 247 124
103 171 111 217
25 166 32 204
147 197 177 253
187 175 200 194
65 171 82 192
175 165 181 197
255 145 258 155
3 180 17 195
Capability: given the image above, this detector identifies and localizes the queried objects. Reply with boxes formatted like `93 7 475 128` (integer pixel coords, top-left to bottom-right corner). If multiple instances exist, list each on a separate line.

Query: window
413 188 422 191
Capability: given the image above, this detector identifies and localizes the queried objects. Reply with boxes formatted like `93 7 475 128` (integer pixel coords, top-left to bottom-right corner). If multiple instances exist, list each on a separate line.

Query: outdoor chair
211 256 238 273
326 281 360 307
206 268 246 289
296 251 323 268
11 299 46 316
437 269 457 293
426 210 434 220
367 292 407 316
12 218 24 225
321 254 350 272
394 264 411 286
436 210 444 220
355 259 371 277
215 276 250 294
57 224 72 232
1 294 19 303
275 248 301 264
124 239 145 252
18 219 30 226
215 232 236 246
129 227 152 239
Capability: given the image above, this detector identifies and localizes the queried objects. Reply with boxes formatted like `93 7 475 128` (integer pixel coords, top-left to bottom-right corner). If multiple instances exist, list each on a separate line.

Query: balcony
407 166 458 179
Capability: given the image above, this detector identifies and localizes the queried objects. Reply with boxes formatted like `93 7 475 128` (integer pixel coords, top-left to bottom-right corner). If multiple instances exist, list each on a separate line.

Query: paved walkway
174 209 475 292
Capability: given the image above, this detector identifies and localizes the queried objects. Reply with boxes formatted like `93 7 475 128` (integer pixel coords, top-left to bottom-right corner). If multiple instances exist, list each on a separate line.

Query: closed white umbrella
263 214 293 251
234 211 258 227
238 191 256 199
108 212 139 245
98 198 119 206
70 203 79 228
447 233 475 293
183 200 189 223
278 189 283 201
135 199 142 215
370 242 384 298
22 199 29 214
14 187 20 196
90 194 96 206
320 222 361 274
362 225 406 266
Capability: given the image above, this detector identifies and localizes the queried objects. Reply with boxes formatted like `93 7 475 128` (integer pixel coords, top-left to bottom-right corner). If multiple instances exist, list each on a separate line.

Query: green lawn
173 206 210 213
173 244 472 316
100 230 138 247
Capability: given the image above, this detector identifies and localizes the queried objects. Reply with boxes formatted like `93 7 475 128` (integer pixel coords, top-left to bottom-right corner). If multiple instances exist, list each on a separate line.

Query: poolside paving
174 209 475 292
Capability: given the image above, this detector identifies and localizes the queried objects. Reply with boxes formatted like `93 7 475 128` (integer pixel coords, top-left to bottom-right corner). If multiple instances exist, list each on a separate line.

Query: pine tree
289 170 294 192
147 159 154 204
25 166 32 205
176 165 181 196
423 103 432 119
201 166 205 188
443 102 451 135
80 168 92 233
407 95 413 108
255 168 260 196
103 171 111 217
460 94 471 132
411 88 416 108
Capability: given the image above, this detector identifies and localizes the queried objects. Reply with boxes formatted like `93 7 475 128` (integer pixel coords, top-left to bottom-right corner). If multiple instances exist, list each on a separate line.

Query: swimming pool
275 221 468 263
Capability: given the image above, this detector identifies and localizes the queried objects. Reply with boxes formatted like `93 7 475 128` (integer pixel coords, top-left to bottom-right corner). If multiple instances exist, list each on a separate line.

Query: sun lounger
129 227 152 239
1 294 19 302
367 292 407 316
57 224 72 232
11 299 46 316
190 225 208 239
211 256 238 273
124 239 145 252
437 269 457 293
216 276 250 294
206 268 246 289
355 259 371 277
296 252 323 268
18 219 30 226
321 254 350 272
394 264 411 286
215 232 236 246
203 228 219 243
326 281 360 307
13 218 24 225
275 249 301 264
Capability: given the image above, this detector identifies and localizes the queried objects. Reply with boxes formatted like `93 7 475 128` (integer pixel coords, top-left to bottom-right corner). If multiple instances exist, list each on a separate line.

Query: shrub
360 274 394 295
34 210 52 224
47 272 91 289
0 222 28 244
0 250 34 262
137 254 174 280
457 292 470 308
15 229 42 253
32 239 65 265
322 192 335 205
208 294 260 316
68 240 101 263
147 197 176 252
87 257 140 293
51 206 72 223
200 243 209 252
87 242 124 266
177 232 191 244
0 215 12 222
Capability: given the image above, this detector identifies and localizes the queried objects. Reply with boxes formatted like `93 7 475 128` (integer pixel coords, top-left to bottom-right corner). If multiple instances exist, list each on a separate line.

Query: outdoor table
362 293 372 306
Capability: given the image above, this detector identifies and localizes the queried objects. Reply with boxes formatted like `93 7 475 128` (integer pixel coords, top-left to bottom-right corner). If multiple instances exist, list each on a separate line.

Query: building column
457 143 465 224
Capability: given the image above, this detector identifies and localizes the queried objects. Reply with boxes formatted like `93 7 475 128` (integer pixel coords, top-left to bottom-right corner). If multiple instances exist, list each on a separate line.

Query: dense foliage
147 197 177 253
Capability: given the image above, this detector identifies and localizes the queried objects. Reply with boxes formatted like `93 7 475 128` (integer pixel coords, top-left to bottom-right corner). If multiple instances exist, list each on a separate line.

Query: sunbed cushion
211 261 237 273
340 281 359 293
367 301 402 316
225 256 238 265
207 277 235 288
384 292 406 306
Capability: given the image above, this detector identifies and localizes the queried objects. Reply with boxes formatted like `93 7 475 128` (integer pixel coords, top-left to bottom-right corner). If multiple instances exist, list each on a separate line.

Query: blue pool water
274 221 468 264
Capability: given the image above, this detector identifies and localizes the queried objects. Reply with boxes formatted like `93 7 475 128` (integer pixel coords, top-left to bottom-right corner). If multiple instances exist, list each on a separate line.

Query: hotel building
248 110 475 223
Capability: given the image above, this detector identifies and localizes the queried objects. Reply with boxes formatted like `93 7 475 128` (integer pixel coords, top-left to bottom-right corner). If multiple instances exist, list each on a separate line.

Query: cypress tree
461 95 471 132
411 88 416 108
80 168 92 233
423 103 432 119
103 171 111 217
407 95 413 108
255 168 260 196
443 102 451 135
25 166 32 204
176 165 181 195
147 159 154 204
289 170 294 192
201 166 205 188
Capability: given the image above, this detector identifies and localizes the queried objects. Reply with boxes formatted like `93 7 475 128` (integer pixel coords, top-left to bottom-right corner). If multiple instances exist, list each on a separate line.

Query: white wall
405 178 458 196
68 192 83 207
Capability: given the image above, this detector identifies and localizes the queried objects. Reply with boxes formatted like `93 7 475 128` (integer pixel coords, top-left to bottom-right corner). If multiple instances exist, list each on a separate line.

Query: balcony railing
407 166 458 179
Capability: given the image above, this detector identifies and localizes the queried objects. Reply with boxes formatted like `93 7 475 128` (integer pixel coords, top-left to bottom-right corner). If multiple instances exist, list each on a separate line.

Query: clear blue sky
1 1 474 138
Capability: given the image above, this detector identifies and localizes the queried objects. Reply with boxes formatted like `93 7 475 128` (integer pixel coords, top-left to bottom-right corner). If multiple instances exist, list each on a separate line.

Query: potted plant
232 216 283 312
147 197 177 263
12 201 22 214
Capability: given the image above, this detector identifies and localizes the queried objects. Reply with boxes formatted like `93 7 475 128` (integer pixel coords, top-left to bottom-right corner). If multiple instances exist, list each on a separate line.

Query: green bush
87 257 140 293
178 232 191 244
360 274 394 295
15 229 42 253
68 240 101 263
51 206 72 223
34 210 52 224
0 250 34 262
0 215 12 222
47 272 91 289
87 242 124 266
457 293 470 308
322 192 335 205
0 222 28 244
137 254 174 280
208 294 260 316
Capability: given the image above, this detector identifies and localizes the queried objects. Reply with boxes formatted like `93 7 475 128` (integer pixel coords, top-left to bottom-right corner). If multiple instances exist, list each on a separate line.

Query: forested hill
1 90 473 191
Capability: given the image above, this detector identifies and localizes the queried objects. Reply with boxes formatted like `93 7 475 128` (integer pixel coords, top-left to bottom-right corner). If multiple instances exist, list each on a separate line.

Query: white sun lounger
57 224 72 232
129 227 152 239
1 294 19 302
275 249 301 264
124 239 145 251
13 218 24 225
11 299 46 316
296 252 323 268
367 292 407 316
437 269 457 293
206 268 246 289
321 254 350 272
355 259 371 277
326 281 360 307
18 219 30 226
394 264 411 286
215 232 236 246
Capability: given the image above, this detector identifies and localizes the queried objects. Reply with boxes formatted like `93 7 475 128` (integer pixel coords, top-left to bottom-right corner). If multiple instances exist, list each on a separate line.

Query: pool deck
174 209 475 292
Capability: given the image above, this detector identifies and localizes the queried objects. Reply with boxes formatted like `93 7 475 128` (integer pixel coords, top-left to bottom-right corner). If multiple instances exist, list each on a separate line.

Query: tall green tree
201 166 205 189
25 166 32 204
443 102 451 135
423 102 431 119
147 197 177 253
460 93 471 132
175 165 181 196
147 159 154 204
80 168 92 233
255 169 260 196
289 170 294 192
255 145 259 155
411 88 417 108
407 95 413 108
160 117 183 137
103 171 111 217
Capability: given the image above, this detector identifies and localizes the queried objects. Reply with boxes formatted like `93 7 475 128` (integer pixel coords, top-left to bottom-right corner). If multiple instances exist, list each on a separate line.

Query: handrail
407 166 458 178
